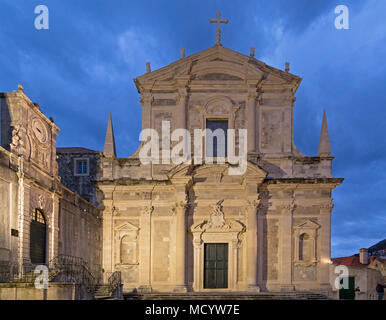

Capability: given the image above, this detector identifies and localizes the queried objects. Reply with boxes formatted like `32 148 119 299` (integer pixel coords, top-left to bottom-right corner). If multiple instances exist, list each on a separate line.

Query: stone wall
59 187 102 279
0 147 19 265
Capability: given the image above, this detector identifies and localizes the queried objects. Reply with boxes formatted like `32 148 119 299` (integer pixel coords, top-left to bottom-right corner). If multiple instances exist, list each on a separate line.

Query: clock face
32 119 48 144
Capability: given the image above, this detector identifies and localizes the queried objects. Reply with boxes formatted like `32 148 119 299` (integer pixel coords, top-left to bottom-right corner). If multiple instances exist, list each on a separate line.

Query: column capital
280 199 296 214
319 203 334 212
140 205 154 217
247 199 260 208
139 90 153 104
171 201 188 215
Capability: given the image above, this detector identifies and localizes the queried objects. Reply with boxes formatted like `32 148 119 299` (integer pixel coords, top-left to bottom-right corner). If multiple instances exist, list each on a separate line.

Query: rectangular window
206 119 228 158
74 159 89 176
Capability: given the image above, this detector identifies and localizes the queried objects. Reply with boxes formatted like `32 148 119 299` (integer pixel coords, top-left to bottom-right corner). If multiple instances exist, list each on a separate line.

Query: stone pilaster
246 84 258 153
246 199 260 291
17 177 30 275
172 200 188 292
140 90 153 130
102 204 114 283
138 205 154 293
319 203 334 289
49 192 60 261
176 85 188 130
279 201 295 291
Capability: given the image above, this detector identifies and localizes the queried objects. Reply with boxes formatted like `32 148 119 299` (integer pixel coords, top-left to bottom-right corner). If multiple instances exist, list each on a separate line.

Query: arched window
299 233 311 261
30 209 47 264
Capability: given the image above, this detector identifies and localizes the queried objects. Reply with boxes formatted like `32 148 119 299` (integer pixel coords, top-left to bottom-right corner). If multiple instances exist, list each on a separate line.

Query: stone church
0 14 343 298
98 22 343 294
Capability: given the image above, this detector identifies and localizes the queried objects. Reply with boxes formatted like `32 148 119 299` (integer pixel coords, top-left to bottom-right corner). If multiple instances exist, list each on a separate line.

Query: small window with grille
31 208 46 224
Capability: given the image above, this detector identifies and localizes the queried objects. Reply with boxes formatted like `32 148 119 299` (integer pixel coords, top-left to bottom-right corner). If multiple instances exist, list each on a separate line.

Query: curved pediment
168 161 267 181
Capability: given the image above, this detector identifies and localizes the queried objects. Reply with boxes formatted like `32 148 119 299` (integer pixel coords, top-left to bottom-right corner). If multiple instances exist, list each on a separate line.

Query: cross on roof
209 11 228 46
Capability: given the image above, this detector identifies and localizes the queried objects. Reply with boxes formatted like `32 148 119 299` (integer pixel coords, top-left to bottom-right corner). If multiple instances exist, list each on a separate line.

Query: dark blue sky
1 0 385 257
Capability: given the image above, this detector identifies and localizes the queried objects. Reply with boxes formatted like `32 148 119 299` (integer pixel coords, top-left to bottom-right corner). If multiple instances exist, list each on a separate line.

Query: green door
339 276 355 300
204 243 228 289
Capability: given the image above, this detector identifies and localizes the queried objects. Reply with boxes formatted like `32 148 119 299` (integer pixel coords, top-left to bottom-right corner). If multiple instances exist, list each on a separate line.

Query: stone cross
209 11 228 45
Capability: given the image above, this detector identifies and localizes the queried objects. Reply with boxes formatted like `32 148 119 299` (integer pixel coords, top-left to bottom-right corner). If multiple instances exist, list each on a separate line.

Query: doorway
339 276 355 300
204 243 228 289
30 209 47 264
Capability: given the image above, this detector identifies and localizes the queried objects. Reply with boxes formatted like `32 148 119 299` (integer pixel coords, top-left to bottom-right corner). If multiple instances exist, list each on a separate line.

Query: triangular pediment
134 45 301 90
295 219 320 230
115 221 139 232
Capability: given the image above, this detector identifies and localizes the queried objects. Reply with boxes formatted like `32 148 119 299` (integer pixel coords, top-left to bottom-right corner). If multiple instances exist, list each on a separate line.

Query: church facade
98 42 343 294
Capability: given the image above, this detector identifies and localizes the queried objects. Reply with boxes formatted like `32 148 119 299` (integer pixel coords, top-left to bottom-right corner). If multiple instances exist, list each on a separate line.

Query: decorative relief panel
294 264 317 281
10 124 31 159
31 191 52 220
261 110 282 151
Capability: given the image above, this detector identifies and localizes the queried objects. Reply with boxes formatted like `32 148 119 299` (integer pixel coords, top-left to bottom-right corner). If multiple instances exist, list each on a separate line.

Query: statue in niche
118 228 139 265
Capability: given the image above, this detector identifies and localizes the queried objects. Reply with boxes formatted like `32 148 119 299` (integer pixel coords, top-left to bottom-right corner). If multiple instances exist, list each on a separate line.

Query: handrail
108 271 121 294
1 255 99 293
0 261 17 283
49 255 97 293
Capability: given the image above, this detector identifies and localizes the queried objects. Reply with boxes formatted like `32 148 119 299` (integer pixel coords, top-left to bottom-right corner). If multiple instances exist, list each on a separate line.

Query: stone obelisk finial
209 11 228 46
104 112 117 157
318 110 332 157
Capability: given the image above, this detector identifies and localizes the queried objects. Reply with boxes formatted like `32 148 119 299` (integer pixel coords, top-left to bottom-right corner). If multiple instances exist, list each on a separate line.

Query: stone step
94 295 117 300
94 284 113 299
124 292 331 300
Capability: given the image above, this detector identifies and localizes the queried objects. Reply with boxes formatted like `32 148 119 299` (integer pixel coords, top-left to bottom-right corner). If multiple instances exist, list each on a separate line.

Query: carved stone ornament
190 199 246 246
247 199 260 209
139 91 153 105
319 203 334 210
280 198 296 213
31 192 52 216
38 194 46 210
171 201 188 215
207 200 227 229
140 206 154 216
10 124 31 158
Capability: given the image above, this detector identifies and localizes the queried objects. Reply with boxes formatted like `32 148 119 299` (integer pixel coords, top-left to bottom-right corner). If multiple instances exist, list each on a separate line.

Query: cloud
253 2 386 257
117 27 168 75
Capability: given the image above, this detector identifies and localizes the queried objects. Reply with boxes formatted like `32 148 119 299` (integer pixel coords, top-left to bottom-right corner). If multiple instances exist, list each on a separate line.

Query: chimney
180 48 185 59
250 47 255 58
359 248 369 264
285 62 290 73
146 62 151 73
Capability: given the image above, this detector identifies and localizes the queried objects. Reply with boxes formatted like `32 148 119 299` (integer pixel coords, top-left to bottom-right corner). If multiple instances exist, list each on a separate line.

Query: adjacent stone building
98 41 343 293
330 248 385 300
57 147 102 206
0 86 102 283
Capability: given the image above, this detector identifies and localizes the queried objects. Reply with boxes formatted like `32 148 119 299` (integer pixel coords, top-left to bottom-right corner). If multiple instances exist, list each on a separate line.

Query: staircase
94 284 117 300
124 292 332 300
94 271 123 300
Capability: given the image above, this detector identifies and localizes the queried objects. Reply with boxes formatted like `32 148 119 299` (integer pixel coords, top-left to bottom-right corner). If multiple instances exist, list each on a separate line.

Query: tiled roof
57 147 100 153
331 256 369 268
